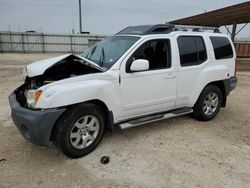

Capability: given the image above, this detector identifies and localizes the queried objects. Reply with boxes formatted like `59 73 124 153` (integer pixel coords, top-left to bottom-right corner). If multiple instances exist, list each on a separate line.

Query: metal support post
79 0 82 33
231 22 237 42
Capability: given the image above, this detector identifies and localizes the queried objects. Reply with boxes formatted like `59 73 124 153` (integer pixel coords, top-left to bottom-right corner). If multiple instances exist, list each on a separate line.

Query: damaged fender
35 74 121 121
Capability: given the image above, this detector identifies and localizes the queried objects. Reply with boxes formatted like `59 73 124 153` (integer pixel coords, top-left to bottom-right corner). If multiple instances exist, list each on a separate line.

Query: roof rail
173 24 220 32
116 24 220 35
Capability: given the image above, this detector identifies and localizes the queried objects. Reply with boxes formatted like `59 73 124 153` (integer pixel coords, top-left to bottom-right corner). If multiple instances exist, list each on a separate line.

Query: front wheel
193 85 223 121
53 103 105 158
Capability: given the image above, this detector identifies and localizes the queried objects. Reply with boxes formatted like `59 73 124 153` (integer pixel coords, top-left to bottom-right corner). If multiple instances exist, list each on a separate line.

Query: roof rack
173 24 220 33
116 24 220 35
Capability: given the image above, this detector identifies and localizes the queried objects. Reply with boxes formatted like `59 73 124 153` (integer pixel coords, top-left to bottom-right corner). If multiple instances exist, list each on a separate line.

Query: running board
118 108 193 130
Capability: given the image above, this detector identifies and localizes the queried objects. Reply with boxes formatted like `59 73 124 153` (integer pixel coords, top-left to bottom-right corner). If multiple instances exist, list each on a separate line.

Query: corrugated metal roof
169 1 250 27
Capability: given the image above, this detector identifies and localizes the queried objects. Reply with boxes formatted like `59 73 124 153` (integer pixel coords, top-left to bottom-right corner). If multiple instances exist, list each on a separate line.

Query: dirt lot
237 58 250 71
0 53 250 188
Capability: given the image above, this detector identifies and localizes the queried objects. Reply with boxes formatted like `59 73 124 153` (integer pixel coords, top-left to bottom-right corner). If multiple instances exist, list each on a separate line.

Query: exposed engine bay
15 54 103 108
26 55 102 89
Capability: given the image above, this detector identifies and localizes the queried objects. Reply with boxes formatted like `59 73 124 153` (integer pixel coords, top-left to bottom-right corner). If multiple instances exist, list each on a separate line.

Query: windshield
81 36 139 69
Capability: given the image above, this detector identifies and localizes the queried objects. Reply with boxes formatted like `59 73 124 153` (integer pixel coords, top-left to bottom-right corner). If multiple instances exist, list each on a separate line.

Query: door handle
165 74 176 79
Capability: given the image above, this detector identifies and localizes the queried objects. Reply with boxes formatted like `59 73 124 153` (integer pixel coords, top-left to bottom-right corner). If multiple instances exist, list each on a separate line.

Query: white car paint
174 33 236 107
27 31 235 124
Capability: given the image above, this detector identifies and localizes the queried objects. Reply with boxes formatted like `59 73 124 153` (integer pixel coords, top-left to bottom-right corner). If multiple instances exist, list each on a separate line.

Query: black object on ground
100 156 110 164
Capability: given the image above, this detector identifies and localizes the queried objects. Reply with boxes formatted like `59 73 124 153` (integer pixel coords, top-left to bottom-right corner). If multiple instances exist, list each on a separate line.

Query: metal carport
169 1 250 42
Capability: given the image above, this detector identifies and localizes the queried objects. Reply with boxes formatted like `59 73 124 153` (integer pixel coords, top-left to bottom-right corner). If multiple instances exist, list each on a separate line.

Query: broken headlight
26 90 42 108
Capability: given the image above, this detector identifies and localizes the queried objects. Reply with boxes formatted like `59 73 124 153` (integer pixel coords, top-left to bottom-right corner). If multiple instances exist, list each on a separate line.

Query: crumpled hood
26 53 102 77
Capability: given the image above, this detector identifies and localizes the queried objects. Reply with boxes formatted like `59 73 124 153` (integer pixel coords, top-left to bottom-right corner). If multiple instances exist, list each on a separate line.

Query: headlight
26 90 42 108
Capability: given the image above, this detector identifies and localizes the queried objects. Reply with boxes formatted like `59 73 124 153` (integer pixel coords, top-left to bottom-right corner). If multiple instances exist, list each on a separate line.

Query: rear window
210 37 233 60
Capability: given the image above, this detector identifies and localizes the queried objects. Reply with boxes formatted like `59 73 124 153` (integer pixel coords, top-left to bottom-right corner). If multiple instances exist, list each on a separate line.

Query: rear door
176 35 208 107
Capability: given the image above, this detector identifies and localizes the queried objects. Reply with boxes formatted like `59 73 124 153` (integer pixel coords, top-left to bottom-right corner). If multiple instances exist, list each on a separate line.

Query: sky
0 0 249 39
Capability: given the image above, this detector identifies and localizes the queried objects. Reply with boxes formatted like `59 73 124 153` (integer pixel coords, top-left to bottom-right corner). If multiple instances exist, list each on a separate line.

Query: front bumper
9 92 66 146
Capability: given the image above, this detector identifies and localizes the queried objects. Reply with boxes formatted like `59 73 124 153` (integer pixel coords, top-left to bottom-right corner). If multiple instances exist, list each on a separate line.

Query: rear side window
177 36 207 67
210 37 233 60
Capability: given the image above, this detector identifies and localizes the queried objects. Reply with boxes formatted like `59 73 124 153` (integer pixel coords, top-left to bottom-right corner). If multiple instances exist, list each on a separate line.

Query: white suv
9 24 237 158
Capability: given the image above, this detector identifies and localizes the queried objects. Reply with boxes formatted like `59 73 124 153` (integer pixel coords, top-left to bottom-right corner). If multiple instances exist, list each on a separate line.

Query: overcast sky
0 0 249 38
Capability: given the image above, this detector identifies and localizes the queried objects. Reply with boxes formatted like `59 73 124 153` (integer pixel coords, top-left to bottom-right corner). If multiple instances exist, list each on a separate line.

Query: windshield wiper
74 54 105 72
89 45 97 60
99 47 105 67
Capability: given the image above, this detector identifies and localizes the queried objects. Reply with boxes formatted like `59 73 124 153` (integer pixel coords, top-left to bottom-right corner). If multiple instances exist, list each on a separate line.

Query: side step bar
118 108 193 130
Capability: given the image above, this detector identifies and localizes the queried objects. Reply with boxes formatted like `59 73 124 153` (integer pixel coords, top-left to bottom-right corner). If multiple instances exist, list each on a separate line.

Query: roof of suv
116 24 221 36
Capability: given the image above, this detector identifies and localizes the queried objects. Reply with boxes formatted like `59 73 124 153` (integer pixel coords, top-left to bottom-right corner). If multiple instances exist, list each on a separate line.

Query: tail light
234 59 237 77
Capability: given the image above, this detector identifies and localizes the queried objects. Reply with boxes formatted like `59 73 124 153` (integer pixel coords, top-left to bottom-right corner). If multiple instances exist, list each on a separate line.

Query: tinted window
210 37 233 59
127 39 171 72
196 37 207 62
177 36 207 67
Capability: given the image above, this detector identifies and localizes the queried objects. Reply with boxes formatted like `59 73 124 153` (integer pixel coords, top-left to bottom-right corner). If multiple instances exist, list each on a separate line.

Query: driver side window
126 39 171 72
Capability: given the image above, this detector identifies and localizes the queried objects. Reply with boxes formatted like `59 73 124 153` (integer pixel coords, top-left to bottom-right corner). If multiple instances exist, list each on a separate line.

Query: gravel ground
0 53 250 188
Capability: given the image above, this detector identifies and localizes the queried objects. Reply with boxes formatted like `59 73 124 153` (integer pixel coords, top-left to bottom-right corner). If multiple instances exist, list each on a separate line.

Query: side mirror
130 59 149 72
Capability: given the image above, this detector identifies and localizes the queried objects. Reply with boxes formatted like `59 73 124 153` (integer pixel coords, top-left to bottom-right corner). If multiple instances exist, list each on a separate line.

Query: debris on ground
100 156 110 164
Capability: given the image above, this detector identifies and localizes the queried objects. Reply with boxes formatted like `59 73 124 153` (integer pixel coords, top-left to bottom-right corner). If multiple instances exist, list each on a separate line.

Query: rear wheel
53 103 105 158
193 85 223 121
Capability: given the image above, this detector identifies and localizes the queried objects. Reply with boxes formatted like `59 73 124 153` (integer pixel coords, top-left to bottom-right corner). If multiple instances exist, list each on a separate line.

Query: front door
120 38 177 119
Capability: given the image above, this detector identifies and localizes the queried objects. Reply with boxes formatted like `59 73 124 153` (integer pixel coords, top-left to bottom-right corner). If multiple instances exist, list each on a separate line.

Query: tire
53 103 105 158
193 85 223 121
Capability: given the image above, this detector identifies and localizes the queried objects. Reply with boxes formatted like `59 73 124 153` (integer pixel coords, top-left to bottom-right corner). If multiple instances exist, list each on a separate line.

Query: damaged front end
9 88 66 146
15 54 104 109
